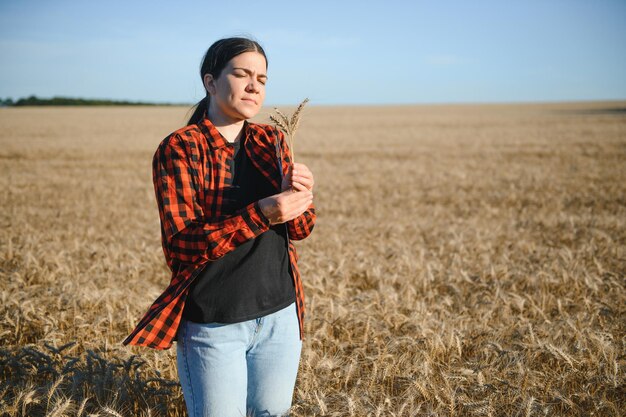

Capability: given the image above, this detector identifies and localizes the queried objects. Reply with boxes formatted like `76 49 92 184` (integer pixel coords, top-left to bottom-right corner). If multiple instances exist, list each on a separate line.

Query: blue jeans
176 302 302 417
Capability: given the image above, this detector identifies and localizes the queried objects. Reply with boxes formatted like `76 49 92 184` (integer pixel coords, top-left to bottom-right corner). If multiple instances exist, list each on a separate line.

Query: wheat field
0 102 624 416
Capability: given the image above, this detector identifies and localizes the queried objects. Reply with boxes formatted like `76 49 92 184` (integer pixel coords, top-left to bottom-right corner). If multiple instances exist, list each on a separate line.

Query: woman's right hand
258 189 313 225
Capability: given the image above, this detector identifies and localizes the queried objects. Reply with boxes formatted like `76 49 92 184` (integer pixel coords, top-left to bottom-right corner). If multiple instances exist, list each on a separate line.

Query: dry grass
270 97 310 162
0 102 624 416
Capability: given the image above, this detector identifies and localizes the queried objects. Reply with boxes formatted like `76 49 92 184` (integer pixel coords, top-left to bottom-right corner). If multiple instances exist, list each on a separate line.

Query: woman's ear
203 73 216 95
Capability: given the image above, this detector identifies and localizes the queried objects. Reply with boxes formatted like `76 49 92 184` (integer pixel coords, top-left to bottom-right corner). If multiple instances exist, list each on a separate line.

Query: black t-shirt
182 137 295 323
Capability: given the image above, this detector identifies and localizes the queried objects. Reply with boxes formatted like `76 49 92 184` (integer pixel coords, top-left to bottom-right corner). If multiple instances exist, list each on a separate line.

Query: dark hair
187 37 268 125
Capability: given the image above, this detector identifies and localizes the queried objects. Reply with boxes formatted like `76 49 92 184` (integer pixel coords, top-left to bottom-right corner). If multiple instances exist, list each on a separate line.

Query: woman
123 37 316 417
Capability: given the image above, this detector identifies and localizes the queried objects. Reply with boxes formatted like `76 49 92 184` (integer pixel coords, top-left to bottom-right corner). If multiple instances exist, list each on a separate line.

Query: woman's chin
238 108 261 120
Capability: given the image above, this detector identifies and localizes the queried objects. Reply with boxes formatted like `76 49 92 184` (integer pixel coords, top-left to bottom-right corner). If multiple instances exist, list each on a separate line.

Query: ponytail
187 96 208 125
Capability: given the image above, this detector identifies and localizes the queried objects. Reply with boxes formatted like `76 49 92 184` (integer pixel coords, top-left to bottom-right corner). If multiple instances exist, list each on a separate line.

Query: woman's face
205 51 267 122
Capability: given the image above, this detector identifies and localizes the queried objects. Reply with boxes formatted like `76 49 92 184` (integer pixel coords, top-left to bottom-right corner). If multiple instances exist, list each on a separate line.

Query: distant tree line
0 95 184 106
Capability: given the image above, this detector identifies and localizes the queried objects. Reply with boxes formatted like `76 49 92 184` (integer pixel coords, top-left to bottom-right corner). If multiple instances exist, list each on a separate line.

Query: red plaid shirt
123 116 315 350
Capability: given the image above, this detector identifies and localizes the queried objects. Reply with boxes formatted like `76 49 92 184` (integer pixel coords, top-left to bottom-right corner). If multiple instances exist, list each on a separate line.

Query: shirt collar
199 116 282 189
199 115 251 150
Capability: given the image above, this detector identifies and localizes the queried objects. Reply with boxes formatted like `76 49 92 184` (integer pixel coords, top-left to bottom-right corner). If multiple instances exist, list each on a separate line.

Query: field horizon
1 101 624 416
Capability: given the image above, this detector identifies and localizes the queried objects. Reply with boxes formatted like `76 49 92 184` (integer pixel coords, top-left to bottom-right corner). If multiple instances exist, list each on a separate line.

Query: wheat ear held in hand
269 98 309 164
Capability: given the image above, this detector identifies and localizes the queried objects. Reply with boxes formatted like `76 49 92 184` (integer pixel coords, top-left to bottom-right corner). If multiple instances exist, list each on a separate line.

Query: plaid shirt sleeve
154 133 271 267
275 129 317 241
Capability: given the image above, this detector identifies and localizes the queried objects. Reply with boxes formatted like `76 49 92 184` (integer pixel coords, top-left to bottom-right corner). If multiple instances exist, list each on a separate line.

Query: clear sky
1 0 625 105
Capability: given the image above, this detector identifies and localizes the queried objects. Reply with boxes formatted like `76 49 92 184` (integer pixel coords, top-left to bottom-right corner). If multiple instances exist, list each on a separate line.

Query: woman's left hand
282 163 315 193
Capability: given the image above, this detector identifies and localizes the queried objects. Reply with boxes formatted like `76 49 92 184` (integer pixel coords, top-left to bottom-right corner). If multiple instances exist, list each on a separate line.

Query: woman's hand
258 188 313 225
282 163 315 192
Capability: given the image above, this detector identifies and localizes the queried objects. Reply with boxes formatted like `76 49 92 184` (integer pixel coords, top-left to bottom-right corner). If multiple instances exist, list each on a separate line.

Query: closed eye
232 67 267 85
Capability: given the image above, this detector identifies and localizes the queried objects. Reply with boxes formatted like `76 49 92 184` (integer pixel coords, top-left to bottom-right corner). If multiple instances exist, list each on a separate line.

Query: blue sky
1 0 625 105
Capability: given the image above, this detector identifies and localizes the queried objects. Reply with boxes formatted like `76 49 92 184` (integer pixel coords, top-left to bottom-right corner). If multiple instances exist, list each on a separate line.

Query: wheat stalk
269 97 309 163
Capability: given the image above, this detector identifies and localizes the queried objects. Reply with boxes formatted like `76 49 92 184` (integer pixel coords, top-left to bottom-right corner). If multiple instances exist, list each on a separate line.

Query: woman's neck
207 106 245 143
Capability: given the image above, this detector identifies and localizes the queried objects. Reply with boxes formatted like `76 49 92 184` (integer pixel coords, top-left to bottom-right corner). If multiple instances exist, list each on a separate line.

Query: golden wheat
269 97 309 163
0 102 624 416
